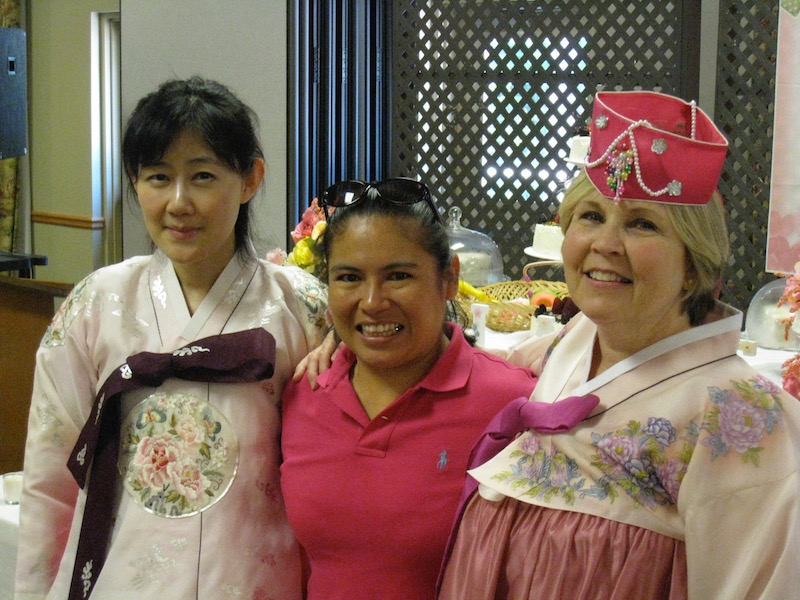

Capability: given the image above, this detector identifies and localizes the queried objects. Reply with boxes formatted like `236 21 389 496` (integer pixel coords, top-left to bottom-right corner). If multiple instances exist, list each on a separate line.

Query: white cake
567 135 591 165
531 224 564 260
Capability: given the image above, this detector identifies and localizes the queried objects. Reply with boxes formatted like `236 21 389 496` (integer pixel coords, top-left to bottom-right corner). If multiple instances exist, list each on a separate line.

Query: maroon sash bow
67 328 276 600
437 393 599 595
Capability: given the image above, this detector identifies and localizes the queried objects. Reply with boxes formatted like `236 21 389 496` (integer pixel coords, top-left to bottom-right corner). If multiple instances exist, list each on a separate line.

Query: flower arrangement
778 261 800 399
266 198 329 280
783 354 800 400
777 262 800 338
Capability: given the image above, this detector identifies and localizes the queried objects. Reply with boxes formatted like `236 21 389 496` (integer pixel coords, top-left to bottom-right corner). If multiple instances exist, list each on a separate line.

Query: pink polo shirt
280 325 537 600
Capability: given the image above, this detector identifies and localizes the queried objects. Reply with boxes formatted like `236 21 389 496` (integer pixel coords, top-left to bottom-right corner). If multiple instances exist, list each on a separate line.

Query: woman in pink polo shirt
280 178 538 599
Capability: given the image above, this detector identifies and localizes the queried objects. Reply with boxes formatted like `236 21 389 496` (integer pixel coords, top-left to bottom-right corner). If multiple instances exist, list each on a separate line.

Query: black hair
321 183 468 327
121 76 264 255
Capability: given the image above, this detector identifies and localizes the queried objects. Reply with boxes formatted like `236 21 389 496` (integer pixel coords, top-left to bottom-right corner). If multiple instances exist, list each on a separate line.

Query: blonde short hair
558 170 729 325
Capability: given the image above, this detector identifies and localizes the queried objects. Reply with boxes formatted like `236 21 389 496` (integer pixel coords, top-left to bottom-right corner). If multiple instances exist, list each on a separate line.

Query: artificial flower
782 354 800 401
286 198 330 279
289 237 315 268
777 261 800 340
778 261 800 399
291 198 326 243
265 247 286 265
311 220 326 240
264 199 330 279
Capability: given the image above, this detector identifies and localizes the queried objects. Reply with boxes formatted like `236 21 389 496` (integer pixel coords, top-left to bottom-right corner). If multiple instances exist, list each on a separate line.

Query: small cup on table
0 471 23 505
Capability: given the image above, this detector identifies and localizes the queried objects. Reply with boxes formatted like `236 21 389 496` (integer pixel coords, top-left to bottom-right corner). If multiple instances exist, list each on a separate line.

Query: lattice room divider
388 0 778 311
389 1 697 284
713 0 779 310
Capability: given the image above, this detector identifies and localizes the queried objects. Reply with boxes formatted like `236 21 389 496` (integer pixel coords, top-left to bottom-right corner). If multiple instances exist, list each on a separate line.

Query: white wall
120 0 288 258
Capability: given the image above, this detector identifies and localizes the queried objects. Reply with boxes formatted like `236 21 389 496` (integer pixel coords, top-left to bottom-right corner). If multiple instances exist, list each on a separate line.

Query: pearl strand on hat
586 120 682 200
585 120 651 171
628 130 683 198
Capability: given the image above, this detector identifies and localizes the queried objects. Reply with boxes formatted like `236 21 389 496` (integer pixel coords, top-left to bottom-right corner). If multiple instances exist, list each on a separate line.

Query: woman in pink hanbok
15 77 327 600
437 91 800 599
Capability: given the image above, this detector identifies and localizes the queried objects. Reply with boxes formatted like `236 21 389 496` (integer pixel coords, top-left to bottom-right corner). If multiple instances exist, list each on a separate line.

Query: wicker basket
456 279 570 332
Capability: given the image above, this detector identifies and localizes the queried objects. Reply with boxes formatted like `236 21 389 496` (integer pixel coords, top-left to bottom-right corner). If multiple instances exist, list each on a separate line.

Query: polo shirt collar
316 322 474 394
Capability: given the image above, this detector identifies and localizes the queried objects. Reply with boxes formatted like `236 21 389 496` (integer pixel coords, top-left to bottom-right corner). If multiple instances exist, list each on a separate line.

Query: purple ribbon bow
466 393 600 477
67 328 276 600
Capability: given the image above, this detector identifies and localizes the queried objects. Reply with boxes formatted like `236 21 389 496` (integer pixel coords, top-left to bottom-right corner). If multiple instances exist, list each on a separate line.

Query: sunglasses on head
320 177 442 223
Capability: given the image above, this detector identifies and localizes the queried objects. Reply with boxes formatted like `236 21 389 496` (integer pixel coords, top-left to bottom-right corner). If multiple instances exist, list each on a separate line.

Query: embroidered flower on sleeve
589 419 679 508
751 374 784 396
41 274 95 347
644 417 677 447
493 414 691 508
700 378 784 466
492 433 588 506
36 396 65 439
292 271 327 313
519 432 540 455
540 325 570 370
656 457 686 501
595 433 638 467
291 270 330 333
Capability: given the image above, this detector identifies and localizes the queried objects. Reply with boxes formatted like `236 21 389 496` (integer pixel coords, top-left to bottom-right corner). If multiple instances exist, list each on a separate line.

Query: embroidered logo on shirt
437 450 449 470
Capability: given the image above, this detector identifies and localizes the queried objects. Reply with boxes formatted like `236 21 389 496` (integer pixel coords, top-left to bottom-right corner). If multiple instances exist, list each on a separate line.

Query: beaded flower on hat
604 142 634 201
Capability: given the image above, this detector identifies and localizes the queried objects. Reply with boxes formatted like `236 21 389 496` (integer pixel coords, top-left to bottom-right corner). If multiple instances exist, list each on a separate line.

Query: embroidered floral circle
118 392 239 518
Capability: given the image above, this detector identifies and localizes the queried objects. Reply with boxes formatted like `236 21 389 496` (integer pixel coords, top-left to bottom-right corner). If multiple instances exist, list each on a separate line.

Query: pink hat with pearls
584 91 728 205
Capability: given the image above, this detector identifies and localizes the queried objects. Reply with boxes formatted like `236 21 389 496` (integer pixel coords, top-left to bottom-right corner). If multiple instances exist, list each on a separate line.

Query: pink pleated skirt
439 493 687 600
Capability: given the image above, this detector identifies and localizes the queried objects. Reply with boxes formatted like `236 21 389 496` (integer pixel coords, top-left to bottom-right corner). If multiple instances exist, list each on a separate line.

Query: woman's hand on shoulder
293 329 341 390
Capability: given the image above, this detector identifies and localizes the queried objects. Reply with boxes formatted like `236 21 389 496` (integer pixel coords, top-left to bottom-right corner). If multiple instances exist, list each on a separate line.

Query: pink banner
767 3 800 273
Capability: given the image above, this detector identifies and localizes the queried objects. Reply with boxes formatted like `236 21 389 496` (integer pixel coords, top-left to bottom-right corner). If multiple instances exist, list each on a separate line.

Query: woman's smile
165 224 201 239
585 270 632 284
357 322 403 337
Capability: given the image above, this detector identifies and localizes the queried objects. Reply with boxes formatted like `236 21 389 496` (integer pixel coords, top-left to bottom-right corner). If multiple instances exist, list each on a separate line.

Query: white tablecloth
0 503 19 600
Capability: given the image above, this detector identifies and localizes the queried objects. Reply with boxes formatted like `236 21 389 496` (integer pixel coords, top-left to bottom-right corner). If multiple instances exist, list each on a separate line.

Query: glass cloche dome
744 278 800 351
446 206 504 287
